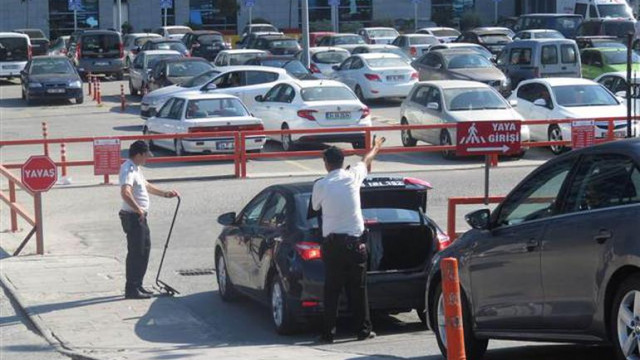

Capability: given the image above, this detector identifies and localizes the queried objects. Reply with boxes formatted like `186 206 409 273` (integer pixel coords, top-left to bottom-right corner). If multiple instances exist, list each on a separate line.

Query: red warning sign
456 121 522 156
571 120 595 150
21 156 58 192
93 139 121 175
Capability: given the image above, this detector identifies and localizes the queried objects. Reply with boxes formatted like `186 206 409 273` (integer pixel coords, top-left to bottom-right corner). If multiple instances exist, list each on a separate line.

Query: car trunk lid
303 100 366 127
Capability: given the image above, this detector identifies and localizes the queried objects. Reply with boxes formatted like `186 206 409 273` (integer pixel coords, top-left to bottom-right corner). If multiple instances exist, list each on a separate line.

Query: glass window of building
302 0 373 28
49 0 100 39
161 2 176 26
189 0 237 31
432 0 474 24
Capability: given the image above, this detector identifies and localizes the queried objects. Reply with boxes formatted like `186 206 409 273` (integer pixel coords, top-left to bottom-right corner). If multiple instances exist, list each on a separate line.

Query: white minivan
0 32 31 79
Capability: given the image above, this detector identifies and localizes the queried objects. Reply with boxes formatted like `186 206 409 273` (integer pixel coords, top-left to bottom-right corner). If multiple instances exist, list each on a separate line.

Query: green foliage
432 7 455 27
460 11 482 31
121 21 133 34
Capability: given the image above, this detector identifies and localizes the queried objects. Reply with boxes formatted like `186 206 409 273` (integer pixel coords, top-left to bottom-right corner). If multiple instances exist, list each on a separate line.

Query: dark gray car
425 138 640 360
73 30 124 80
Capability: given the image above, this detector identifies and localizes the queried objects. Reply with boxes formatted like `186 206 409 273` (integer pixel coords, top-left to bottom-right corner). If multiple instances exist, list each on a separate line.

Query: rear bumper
78 59 124 75
182 135 266 153
364 81 416 99
294 132 365 144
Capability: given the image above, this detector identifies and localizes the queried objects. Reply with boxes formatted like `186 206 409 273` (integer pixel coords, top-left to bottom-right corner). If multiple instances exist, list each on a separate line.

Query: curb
0 270 104 360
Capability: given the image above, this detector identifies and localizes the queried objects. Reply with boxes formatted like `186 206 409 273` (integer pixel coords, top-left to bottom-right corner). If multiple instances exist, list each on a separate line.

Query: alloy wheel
548 126 565 155
272 281 284 327
617 290 640 359
217 255 227 296
437 292 447 348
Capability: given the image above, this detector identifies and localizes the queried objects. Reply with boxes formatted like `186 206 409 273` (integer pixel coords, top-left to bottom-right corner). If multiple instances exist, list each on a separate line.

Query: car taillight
27 45 32 60
360 106 370 119
297 109 317 121
61 48 67 55
119 42 124 58
185 50 191 57
301 300 320 307
436 231 451 251
411 72 419 80
410 46 417 57
309 63 321 73
364 73 381 82
76 42 82 59
296 242 322 261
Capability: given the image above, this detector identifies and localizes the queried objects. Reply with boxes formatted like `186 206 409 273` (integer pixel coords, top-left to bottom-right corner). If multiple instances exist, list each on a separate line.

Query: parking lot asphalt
0 76 614 359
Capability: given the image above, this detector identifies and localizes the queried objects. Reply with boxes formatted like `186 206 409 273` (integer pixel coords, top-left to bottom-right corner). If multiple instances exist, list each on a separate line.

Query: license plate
2 65 19 70
216 141 234 150
95 62 109 66
46 88 66 93
387 75 404 81
326 111 351 120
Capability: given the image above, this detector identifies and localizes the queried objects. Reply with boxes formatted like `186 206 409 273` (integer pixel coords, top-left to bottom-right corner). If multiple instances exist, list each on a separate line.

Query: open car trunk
365 223 432 272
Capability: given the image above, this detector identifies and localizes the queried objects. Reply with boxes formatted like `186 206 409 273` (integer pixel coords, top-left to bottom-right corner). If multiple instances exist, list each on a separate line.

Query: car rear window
367 29 399 38
22 30 46 39
135 36 157 46
478 34 511 44
167 27 190 35
230 52 265 65
430 29 460 37
0 37 29 61
509 48 532 65
603 22 635 38
81 34 119 52
252 25 278 33
365 57 407 68
552 85 619 107
185 98 248 119
145 53 180 68
312 51 349 64
154 41 187 52
410 36 439 45
446 54 493 69
269 39 298 48
197 34 224 44
541 45 558 65
603 50 640 65
167 61 213 77
300 86 356 101
334 36 365 45
180 70 220 87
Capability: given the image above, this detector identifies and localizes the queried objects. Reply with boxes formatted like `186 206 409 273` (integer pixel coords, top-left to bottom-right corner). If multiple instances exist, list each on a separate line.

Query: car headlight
28 82 42 88
69 80 82 88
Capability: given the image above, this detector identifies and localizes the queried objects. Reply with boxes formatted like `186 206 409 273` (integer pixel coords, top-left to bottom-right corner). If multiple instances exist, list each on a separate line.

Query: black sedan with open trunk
214 176 450 334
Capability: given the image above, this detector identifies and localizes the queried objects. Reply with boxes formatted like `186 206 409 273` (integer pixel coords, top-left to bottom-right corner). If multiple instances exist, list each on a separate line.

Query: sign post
93 139 122 175
493 0 502 24
457 121 522 204
160 0 172 27
412 0 420 32
245 0 256 30
571 120 595 149
300 0 310 68
21 155 58 255
68 0 82 32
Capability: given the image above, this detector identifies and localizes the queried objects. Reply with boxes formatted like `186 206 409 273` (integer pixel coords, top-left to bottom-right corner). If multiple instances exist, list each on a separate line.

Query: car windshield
0 37 29 61
82 34 119 51
269 39 299 48
373 48 411 61
553 17 582 34
145 53 180 68
300 86 357 101
446 54 493 69
230 52 265 65
179 70 220 87
283 60 310 75
478 34 511 44
552 85 619 107
603 22 636 38
431 29 460 37
410 36 439 45
598 4 633 18
198 34 224 44
445 88 508 111
154 42 187 52
312 50 349 64
442 45 492 59
603 50 640 64
30 58 74 75
534 31 564 39
23 30 46 39
135 36 158 46
185 98 249 119
251 25 277 33
334 36 365 45
368 29 398 38
365 57 407 68
167 27 190 35
166 61 213 77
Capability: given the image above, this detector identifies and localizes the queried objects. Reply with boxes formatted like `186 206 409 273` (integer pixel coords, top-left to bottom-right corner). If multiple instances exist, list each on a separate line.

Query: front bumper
28 87 83 99
182 135 266 153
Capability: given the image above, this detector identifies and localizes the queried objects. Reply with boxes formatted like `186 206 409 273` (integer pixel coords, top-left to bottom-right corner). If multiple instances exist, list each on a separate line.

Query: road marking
284 159 316 172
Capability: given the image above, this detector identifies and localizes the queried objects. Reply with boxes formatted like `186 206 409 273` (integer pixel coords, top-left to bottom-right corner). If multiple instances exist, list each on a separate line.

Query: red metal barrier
447 196 506 240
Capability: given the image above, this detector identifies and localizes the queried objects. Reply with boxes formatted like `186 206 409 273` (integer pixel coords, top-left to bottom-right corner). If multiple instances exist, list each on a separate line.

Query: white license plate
46 88 66 93
2 65 19 70
387 75 404 81
216 141 234 150
95 62 109 66
326 111 351 120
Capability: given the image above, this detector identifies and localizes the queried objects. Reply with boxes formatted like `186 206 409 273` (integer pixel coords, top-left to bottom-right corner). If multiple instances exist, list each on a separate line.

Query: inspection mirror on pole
68 0 82 32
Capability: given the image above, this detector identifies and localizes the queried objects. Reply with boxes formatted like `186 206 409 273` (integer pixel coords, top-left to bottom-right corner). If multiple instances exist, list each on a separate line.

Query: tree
219 0 239 18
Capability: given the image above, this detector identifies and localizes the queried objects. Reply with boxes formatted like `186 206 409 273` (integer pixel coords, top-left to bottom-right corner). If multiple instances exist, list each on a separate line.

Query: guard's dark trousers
119 211 151 293
321 234 372 338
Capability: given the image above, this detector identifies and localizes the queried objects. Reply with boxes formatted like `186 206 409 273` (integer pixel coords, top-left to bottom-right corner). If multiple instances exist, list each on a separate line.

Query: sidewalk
0 254 389 360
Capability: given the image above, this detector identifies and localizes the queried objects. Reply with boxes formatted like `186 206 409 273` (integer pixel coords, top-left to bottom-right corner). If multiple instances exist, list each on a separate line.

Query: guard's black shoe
125 289 151 299
316 334 334 344
138 286 154 295
357 331 376 341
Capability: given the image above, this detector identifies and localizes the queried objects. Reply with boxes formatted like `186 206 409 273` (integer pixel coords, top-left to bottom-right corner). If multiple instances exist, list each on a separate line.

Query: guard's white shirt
119 159 149 212
312 162 367 237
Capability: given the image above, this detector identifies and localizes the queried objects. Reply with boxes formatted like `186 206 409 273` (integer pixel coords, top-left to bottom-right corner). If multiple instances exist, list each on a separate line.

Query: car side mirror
205 83 217 91
533 98 547 107
218 212 237 226
255 95 263 102
509 99 518 107
616 91 627 98
332 65 340 71
427 102 440 111
465 209 491 230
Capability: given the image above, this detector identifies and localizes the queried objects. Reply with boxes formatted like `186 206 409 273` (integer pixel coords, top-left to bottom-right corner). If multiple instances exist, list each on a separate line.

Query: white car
154 26 192 40
122 33 161 69
391 34 440 59
357 27 400 45
595 71 640 120
252 80 372 151
296 47 350 77
509 78 634 154
416 27 461 43
422 42 493 60
400 80 530 159
350 44 412 64
143 93 266 155
128 49 181 96
140 66 293 119
512 29 564 40
331 53 418 101
213 49 268 68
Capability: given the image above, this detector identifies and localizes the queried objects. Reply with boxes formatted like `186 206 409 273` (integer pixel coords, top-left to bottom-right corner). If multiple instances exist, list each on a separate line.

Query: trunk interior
365 223 432 272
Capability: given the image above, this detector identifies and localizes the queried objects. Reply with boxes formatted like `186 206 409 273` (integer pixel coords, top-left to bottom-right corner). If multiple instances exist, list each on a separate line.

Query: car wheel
548 125 567 155
281 124 296 151
129 80 138 96
612 274 640 360
216 252 238 302
401 118 417 147
143 127 156 150
175 139 187 156
21 88 25 100
355 85 366 103
115 71 124 81
431 282 488 360
271 274 296 334
75 96 84 104
416 306 427 328
439 130 455 160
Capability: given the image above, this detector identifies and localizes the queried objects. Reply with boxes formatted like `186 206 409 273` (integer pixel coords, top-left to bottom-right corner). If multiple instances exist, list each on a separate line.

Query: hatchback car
153 25 192 40
456 29 513 56
20 56 83 105
213 49 268 68
357 27 399 45
423 43 493 61
13 29 49 56
0 32 31 79
317 34 367 52
122 33 161 69
141 38 190 57
147 57 214 92
416 27 461 43
182 30 230 61
350 45 412 64
128 50 181 95
296 47 350 77
72 30 124 80
596 71 640 116
425 138 640 360
392 34 439 59
48 36 70 56
252 36 301 55
215 176 449 334
581 48 640 80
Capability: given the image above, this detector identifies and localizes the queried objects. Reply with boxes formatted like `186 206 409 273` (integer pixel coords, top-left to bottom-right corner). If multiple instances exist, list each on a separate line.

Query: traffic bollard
120 84 125 112
441 257 466 360
87 73 92 96
96 79 102 106
41 122 49 157
490 154 499 167
92 76 97 101
60 143 67 177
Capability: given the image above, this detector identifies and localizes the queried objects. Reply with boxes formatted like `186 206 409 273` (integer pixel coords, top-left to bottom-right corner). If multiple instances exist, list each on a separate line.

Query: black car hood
29 74 78 83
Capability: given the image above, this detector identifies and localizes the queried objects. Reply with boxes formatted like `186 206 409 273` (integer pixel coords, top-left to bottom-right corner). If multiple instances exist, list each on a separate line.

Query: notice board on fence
571 120 595 150
93 139 121 175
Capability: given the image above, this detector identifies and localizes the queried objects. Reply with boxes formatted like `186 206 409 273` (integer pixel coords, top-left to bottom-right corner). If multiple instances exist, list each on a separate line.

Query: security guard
312 137 386 343
119 140 179 299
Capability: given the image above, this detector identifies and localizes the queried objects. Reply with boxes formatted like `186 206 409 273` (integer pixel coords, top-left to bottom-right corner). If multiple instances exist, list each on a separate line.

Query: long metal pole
34 192 43 255
164 8 167 27
628 32 633 138
494 1 498 24
414 3 418 32
74 9 78 32
117 0 122 32
301 0 310 68
249 7 253 29
332 5 338 33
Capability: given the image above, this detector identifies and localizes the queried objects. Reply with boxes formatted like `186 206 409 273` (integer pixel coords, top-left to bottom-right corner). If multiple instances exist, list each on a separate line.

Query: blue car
20 55 83 105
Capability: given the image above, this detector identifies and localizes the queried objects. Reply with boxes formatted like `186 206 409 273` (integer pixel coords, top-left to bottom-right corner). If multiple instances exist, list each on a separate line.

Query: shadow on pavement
114 125 144 132
27 295 123 315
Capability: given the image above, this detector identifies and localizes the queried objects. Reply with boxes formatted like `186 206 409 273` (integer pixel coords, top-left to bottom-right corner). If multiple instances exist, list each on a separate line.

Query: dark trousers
321 234 372 338
119 211 151 292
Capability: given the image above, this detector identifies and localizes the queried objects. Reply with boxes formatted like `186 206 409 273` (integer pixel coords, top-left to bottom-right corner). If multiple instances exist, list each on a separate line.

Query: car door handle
525 239 539 252
594 229 612 244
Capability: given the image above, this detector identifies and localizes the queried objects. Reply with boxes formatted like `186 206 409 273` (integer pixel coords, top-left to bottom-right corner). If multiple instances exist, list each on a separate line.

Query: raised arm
362 136 386 169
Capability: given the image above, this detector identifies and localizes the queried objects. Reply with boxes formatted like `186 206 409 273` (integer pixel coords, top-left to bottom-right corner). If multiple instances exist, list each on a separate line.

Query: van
496 39 581 87
574 0 634 20
514 14 583 38
0 32 31 79
73 30 124 80
576 18 636 40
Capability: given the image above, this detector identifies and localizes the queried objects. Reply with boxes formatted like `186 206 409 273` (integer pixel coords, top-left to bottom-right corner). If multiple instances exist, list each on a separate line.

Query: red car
310 32 335 47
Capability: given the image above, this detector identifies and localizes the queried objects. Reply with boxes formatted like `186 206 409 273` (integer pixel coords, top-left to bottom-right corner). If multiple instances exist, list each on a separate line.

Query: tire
431 282 488 360
611 274 640 360
281 124 296 152
401 118 417 147
129 80 138 96
440 130 455 160
355 85 366 103
75 96 84 104
175 139 187 156
216 252 238 302
548 125 567 155
270 274 297 335
416 306 427 328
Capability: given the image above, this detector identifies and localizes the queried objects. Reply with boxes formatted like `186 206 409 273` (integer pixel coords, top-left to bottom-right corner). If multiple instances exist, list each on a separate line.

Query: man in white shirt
119 140 178 299
312 136 385 343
